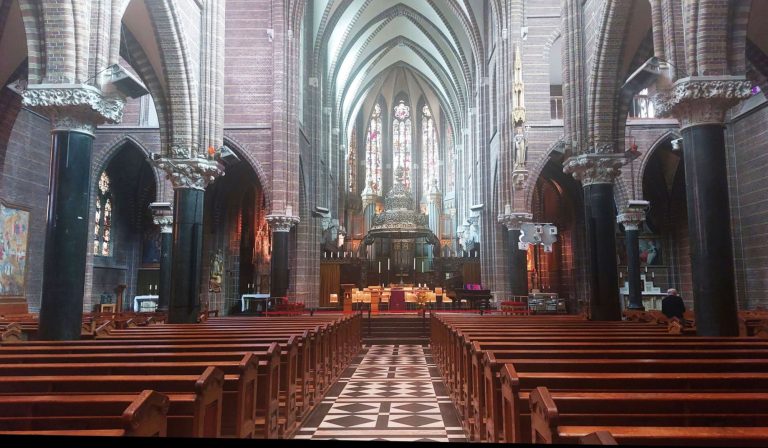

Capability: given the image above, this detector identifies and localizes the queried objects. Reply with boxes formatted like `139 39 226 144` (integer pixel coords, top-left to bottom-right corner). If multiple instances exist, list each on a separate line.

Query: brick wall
728 99 768 310
0 109 51 312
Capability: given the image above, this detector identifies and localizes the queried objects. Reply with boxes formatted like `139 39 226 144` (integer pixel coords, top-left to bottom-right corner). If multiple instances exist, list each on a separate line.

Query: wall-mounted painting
0 201 30 298
141 227 161 266
617 236 664 266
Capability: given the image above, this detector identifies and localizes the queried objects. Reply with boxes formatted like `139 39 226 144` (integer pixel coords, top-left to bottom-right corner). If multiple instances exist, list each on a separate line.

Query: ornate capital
652 76 753 129
616 200 649 232
21 84 125 135
267 214 300 232
154 157 224 191
563 153 626 186
153 215 174 234
498 212 532 231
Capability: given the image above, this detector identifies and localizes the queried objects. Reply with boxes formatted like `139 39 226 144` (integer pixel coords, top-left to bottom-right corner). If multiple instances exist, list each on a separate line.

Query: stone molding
153 215 174 234
563 153 626 186
498 212 533 231
652 76 753 129
511 169 528 189
154 157 224 191
21 84 125 135
267 214 300 233
616 209 646 231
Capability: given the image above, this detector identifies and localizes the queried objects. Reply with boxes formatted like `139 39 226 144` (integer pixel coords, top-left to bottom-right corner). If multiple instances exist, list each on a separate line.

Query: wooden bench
0 390 168 437
0 352 266 439
530 386 768 445
0 341 282 439
0 367 223 438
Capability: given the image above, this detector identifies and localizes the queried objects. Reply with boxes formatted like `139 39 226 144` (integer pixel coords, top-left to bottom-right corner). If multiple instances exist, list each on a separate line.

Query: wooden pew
0 352 264 439
0 342 282 439
530 386 768 446
0 367 223 438
0 390 169 437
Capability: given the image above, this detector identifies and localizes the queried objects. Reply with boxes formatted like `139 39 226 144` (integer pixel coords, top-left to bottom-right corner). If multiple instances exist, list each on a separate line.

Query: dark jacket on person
661 294 685 320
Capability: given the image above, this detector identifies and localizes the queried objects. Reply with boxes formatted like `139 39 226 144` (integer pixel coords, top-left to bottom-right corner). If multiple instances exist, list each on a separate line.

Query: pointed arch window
365 103 383 194
348 128 357 193
392 100 412 188
94 172 114 257
422 105 439 194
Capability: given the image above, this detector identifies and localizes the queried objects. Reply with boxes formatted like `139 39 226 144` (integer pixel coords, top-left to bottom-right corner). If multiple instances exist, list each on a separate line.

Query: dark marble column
652 76 752 336
169 189 204 323
500 212 532 297
267 215 299 299
21 84 126 340
38 130 95 340
617 202 649 311
681 124 739 336
155 158 223 324
565 154 625 321
151 203 173 313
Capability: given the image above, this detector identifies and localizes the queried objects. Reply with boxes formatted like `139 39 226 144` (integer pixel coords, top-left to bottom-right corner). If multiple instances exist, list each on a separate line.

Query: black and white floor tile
294 344 466 442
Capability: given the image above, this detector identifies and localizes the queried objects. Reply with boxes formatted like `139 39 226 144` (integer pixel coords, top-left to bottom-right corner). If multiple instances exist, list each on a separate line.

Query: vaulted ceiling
310 0 488 140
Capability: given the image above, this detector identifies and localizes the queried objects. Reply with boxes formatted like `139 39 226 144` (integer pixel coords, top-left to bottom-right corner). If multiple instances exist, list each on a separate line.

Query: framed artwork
617 237 663 266
141 227 161 266
638 238 663 266
0 201 30 298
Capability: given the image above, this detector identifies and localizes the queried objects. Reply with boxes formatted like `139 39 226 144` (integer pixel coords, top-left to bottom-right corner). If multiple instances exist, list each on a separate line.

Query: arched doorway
530 160 584 309
90 142 157 311
637 137 691 306
203 146 268 315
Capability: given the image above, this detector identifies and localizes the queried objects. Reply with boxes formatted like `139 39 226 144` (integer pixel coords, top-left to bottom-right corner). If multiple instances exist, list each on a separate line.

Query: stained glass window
348 128 357 193
392 100 412 188
422 105 439 195
365 103 383 194
94 172 113 256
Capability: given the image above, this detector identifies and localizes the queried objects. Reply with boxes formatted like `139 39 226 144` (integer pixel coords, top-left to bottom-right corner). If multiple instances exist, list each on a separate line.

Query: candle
422 260 425 272
387 258 390 270
651 271 655 279
378 261 381 273
413 258 416 269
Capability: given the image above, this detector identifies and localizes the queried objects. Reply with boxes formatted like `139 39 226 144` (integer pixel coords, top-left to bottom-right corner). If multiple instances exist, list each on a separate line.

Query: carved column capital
616 200 650 231
153 215 174 233
498 212 533 231
21 84 126 136
154 157 224 191
563 153 626 186
267 214 300 233
652 76 753 129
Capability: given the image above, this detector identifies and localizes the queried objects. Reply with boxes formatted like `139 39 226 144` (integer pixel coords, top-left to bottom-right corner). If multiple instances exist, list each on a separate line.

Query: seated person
661 288 686 320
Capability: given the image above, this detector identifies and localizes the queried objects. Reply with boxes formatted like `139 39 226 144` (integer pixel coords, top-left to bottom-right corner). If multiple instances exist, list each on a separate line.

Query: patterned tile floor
294 344 466 442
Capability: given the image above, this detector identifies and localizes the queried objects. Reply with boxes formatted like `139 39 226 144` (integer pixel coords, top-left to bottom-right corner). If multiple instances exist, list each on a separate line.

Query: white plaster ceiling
313 0 484 141
0 0 27 86
122 0 166 91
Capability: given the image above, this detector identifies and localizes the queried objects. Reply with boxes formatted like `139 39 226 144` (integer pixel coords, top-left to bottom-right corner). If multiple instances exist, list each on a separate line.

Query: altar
619 274 664 310
389 289 406 311
133 295 159 312
241 293 272 312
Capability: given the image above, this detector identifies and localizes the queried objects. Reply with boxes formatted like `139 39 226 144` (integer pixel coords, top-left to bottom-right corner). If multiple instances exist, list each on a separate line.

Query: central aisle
294 344 466 442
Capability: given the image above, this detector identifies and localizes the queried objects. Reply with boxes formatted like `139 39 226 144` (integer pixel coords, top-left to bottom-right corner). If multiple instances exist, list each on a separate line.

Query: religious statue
514 129 527 169
209 250 224 293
